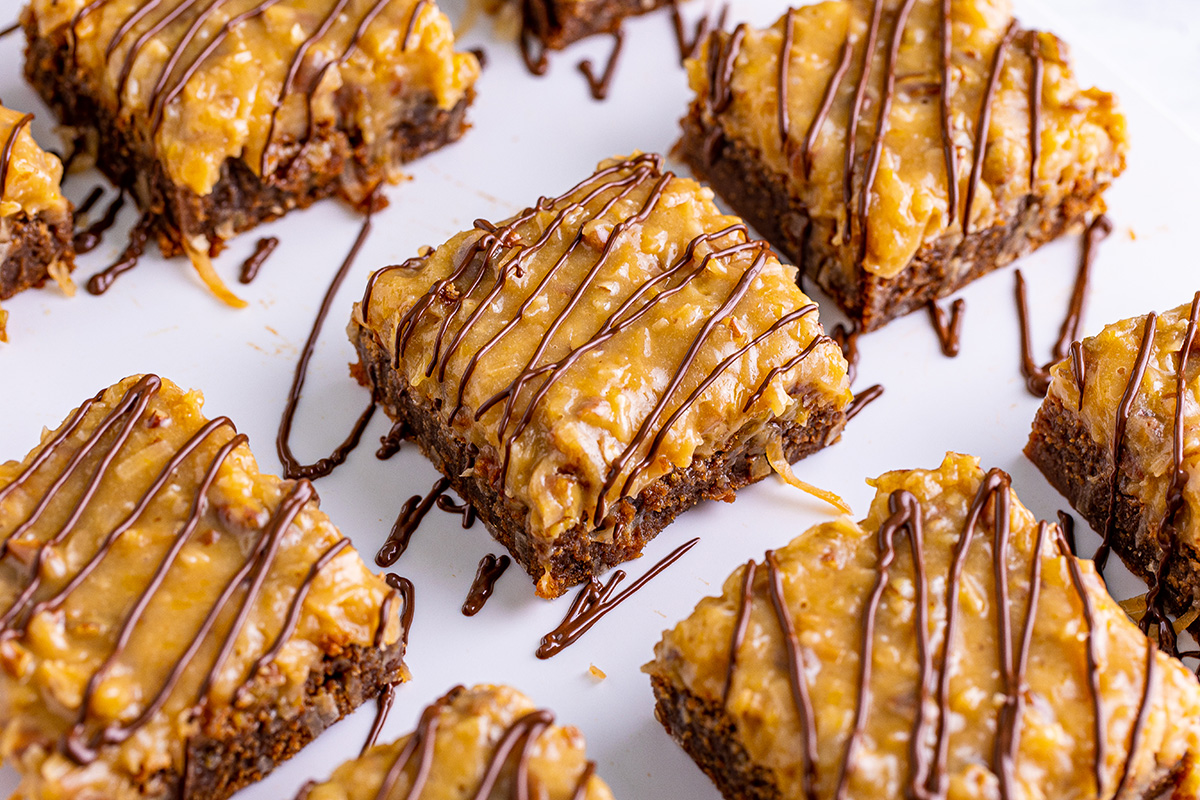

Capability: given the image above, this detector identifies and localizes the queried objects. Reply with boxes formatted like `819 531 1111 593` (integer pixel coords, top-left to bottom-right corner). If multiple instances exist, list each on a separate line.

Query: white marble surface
0 2 1197 800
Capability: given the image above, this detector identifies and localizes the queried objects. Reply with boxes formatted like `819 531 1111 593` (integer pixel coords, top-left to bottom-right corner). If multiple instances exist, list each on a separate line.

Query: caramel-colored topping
354 153 851 567
30 0 479 198
1048 298 1200 594
648 453 1200 798
687 0 1127 279
304 685 613 800
0 375 403 800
0 105 70 221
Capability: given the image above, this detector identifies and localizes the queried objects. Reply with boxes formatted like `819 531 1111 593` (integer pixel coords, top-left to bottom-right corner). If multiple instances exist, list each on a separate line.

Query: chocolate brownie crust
678 111 1106 332
1026 395 1200 617
1 211 75 300
169 642 404 800
23 21 472 256
352 322 846 599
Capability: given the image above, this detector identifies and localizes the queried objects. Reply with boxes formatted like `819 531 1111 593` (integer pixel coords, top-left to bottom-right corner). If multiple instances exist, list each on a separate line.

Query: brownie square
22 0 479 259
0 375 408 800
678 1 1126 331
350 153 852 598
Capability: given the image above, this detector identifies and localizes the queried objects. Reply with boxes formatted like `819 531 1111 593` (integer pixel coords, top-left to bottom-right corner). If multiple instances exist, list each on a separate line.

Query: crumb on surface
588 664 606 680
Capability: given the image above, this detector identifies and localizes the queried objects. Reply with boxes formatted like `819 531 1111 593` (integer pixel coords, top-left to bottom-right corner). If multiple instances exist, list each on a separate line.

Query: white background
1 0 1198 797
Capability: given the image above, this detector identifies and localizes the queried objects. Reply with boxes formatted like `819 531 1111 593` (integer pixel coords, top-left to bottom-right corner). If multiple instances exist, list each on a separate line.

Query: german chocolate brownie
647 453 1200 799
0 375 408 800
678 0 1127 331
0 103 74 304
21 0 479 271
350 153 852 598
1027 297 1200 619
299 684 613 799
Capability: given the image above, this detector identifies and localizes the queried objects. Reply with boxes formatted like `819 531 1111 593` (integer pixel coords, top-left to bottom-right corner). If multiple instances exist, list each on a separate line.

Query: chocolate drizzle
537 538 698 659
381 155 833 532
87 213 152 295
0 113 34 198
1068 340 1086 410
845 383 883 422
462 554 510 616
1014 215 1112 396
436 494 476 528
831 322 860 384
776 9 795 155
1095 311 1158 574
238 236 279 284
76 186 106 217
518 0 552 75
926 298 965 357
1027 31 1043 190
277 206 378 480
376 477 450 567
840 0 883 246
721 559 757 705
963 20 1017 234
376 421 408 460
578 29 624 101
0 376 374 768
801 40 852 180
937 0 957 221
73 190 125 254
0 21 19 39
670 0 714 64
363 683 396 754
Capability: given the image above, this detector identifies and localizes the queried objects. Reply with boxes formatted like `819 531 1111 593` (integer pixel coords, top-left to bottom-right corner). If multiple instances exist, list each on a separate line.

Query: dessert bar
679 0 1127 330
299 684 613 799
647 453 1200 799
350 153 852 598
0 103 74 301
0 375 407 800
22 0 479 261
1027 297 1200 618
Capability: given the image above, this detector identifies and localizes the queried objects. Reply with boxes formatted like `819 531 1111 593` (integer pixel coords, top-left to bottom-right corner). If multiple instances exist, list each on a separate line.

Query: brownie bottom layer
159 642 403 800
1026 395 1200 616
24 25 472 256
650 665 1194 800
678 111 1107 332
1 212 75 301
352 324 846 599
527 0 669 49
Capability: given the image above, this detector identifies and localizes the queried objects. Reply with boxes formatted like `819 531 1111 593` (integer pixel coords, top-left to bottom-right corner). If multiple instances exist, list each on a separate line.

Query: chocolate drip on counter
238 236 279 284
578 29 624 101
927 298 965 357
277 206 377 480
0 375 361 765
363 683 396 754
1014 216 1112 396
670 0 711 64
436 494 476 528
462 554 510 616
1095 311 1158 574
537 538 699 659
86 213 151 295
845 383 883 422
1142 291 1200 653
376 477 450 567
76 186 106 217
855 0 917 265
801 39 852 179
937 0 957 223
963 20 1016 233
831 322 860 384
840 0 883 247
386 155 832 532
519 0 552 75
73 190 125 255
0 21 19 39
0 113 34 198
377 421 408 459
721 560 757 704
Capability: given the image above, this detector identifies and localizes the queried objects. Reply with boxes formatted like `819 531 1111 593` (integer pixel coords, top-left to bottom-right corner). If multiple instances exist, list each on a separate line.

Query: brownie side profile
352 327 846 598
646 454 1200 799
22 0 479 258
679 1 1127 332
1 212 75 300
351 153 852 599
